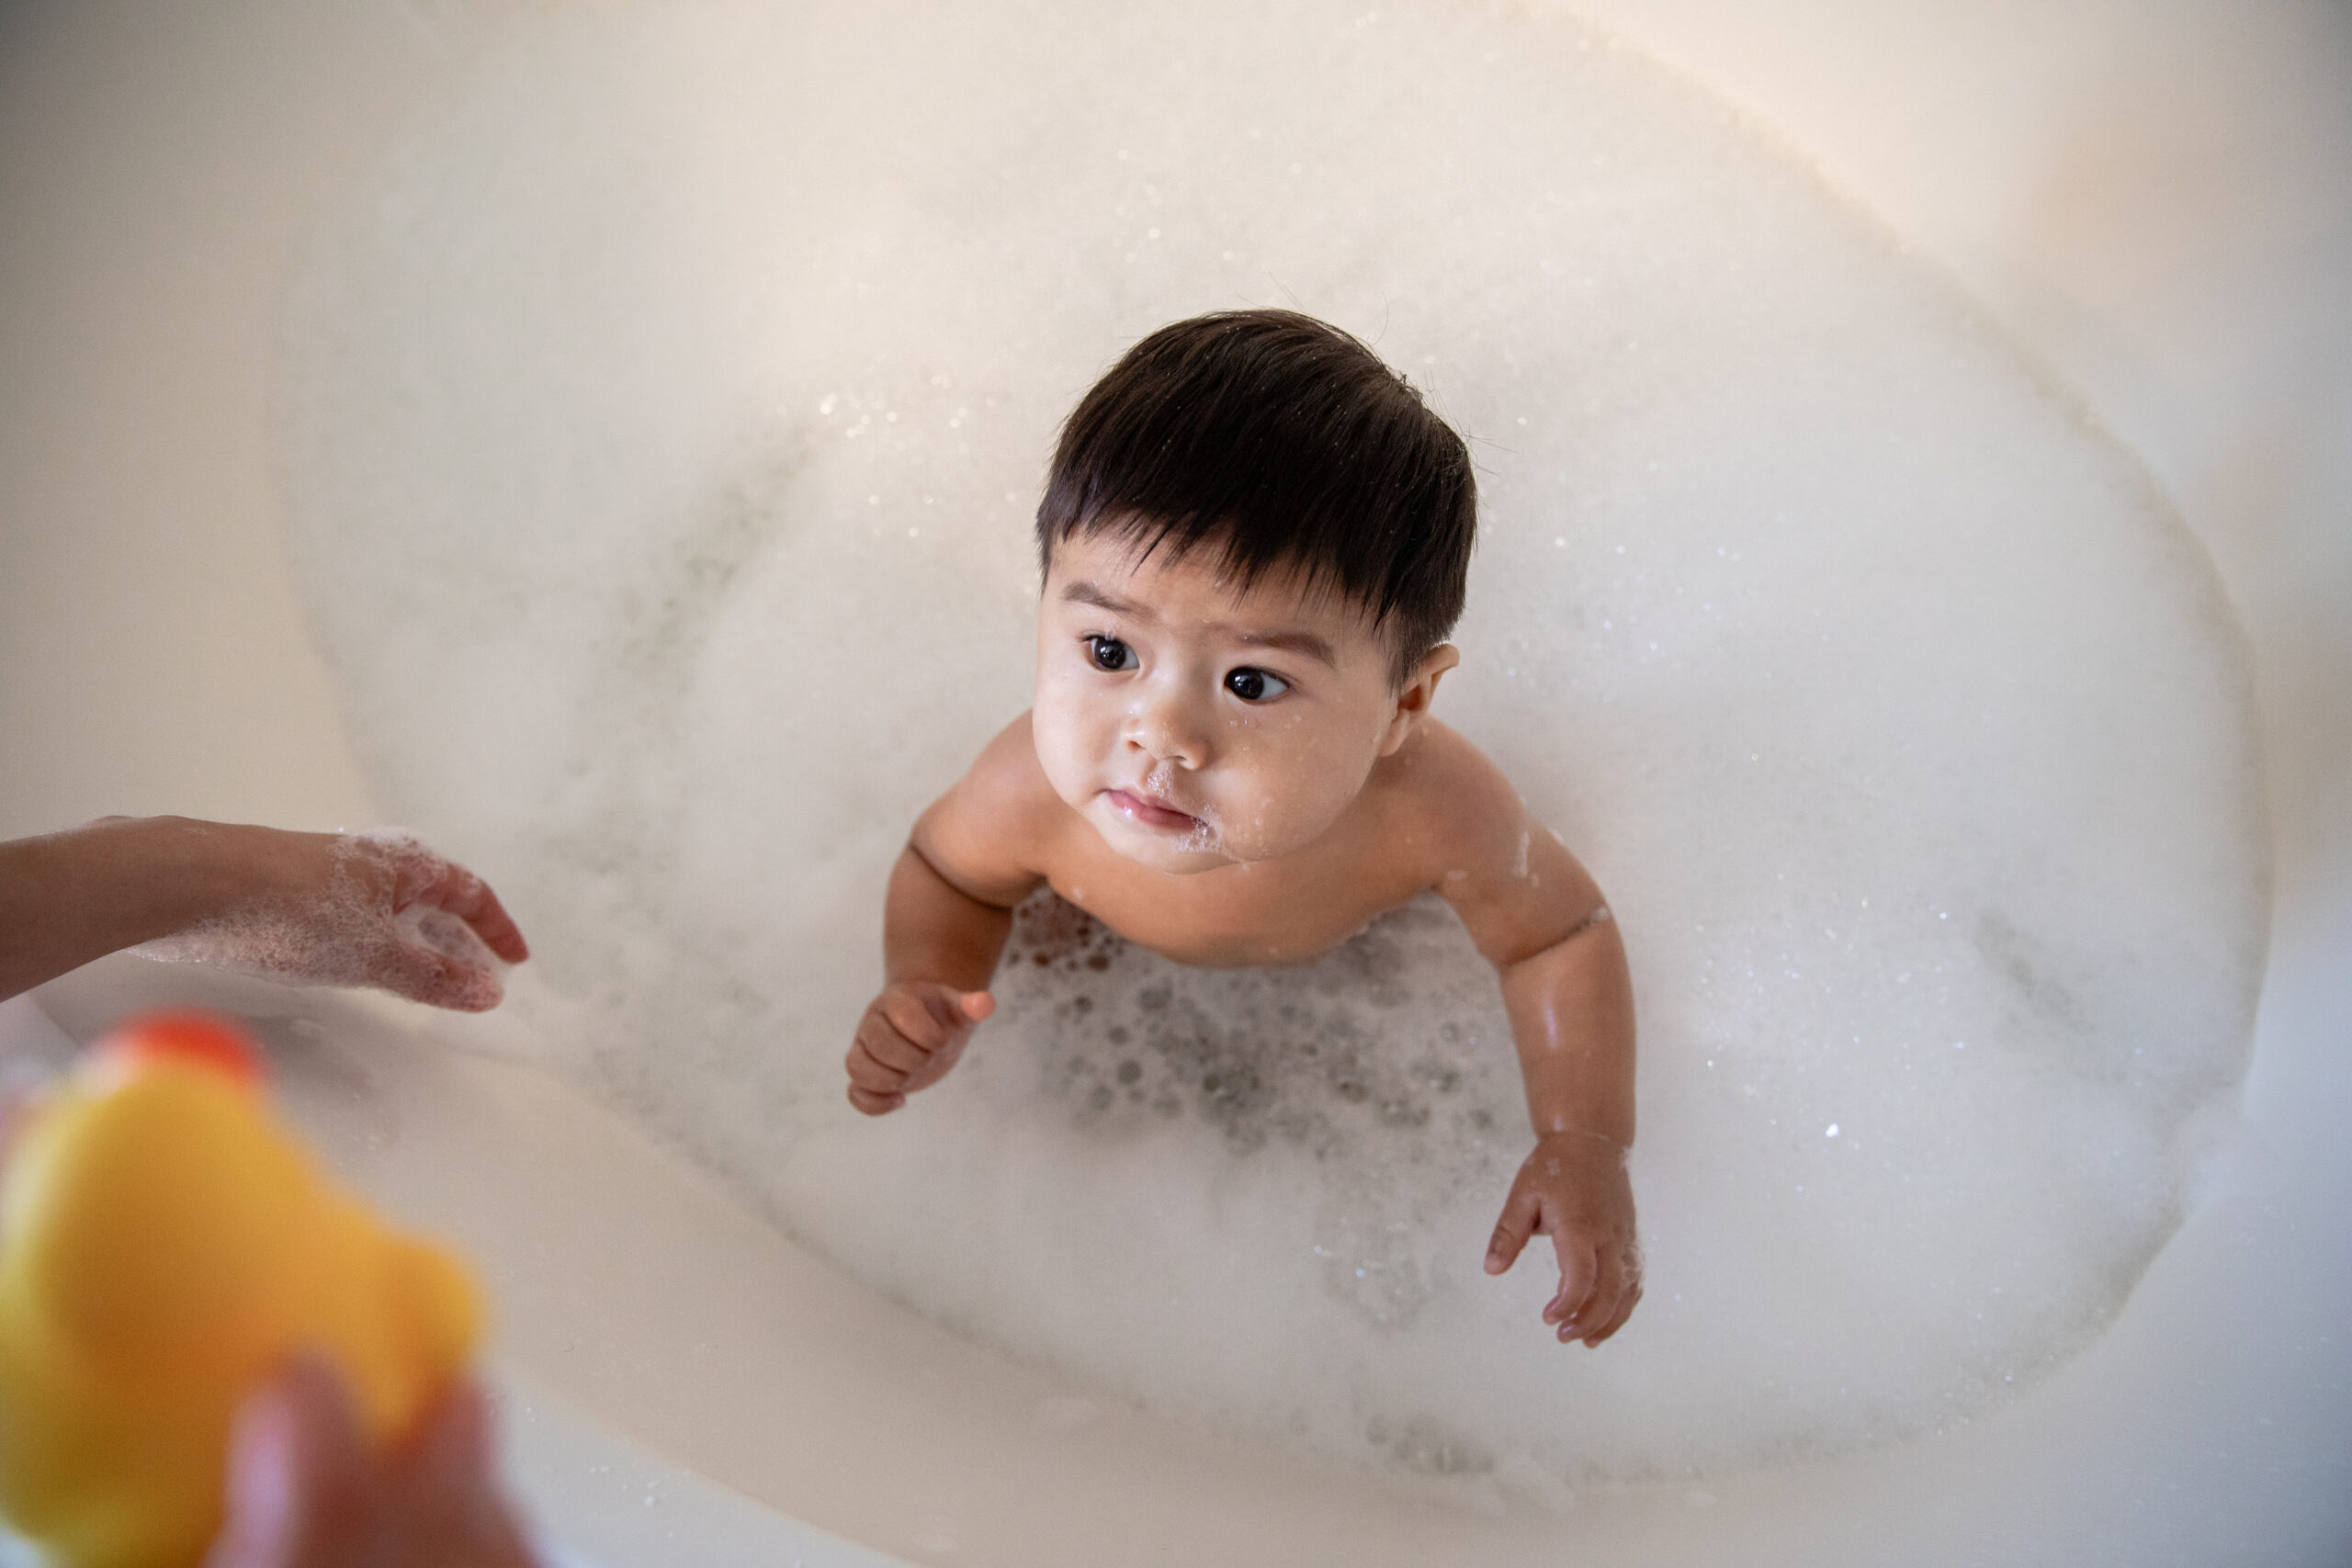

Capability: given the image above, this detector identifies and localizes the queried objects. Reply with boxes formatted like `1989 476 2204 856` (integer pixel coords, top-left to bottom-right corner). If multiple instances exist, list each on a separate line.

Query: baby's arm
845 719 1047 1115
0 816 528 1009
1426 750 1641 1348
1489 894 1639 1346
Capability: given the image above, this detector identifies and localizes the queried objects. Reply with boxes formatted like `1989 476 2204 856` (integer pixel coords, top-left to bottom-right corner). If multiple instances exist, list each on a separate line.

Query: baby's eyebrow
1060 581 1141 616
1232 627 1338 668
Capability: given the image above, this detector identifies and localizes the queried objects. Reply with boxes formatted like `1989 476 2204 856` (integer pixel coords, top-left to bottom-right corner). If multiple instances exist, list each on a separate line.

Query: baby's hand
844 983 993 1115
134 824 529 1012
1485 1130 1643 1347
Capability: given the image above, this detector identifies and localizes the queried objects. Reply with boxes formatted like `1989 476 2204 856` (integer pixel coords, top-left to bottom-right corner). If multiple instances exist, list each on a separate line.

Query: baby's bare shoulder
911 713 1061 904
1381 720 1530 867
1388 722 1603 964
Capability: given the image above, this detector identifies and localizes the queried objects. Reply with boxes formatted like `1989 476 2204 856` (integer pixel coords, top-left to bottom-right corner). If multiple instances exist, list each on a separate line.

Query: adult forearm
1498 916 1636 1147
881 844 1014 993
0 818 239 1002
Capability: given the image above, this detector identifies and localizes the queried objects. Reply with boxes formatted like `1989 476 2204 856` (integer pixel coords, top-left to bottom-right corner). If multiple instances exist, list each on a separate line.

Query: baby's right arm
843 719 1049 1116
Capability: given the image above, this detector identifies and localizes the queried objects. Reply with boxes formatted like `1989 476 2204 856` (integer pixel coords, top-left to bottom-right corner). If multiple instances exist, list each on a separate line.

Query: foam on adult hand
135 829 507 1012
277 0 2265 1490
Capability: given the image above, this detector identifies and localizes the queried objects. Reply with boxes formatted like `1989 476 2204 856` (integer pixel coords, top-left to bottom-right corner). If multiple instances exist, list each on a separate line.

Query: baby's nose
1125 686 1211 769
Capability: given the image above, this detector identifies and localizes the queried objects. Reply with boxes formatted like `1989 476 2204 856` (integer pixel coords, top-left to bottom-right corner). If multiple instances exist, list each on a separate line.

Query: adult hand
1 818 530 1009
206 1358 541 1568
140 823 532 1012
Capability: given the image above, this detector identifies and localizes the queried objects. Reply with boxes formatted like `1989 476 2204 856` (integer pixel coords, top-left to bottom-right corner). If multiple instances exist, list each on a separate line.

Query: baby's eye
1224 667 1289 703
1086 635 1136 672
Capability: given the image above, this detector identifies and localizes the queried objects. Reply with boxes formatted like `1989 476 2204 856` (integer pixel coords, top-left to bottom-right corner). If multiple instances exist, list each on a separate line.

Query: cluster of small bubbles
995 893 1510 1159
990 890 1520 1330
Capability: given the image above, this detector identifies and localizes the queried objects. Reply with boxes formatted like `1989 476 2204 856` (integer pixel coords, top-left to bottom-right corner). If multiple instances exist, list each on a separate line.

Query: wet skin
845 530 1641 1347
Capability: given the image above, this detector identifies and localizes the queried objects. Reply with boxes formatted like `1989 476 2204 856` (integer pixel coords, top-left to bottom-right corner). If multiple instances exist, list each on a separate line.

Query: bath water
277 0 2266 1491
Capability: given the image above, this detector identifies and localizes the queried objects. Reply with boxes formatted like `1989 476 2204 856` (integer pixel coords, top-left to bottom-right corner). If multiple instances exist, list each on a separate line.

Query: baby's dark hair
1036 310 1476 685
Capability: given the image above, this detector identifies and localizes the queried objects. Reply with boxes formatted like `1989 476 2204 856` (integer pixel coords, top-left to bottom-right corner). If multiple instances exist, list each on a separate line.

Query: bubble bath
277 0 2266 1489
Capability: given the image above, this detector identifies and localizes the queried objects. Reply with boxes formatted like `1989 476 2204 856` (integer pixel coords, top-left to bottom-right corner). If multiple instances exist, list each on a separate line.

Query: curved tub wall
1 2 2346 1565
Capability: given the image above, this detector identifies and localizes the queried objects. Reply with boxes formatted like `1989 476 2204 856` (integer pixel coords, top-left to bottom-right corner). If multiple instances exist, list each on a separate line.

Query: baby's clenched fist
845 982 994 1114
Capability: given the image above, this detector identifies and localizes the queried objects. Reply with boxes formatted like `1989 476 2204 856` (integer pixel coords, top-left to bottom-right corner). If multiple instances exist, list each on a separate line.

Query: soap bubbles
279 0 2264 1488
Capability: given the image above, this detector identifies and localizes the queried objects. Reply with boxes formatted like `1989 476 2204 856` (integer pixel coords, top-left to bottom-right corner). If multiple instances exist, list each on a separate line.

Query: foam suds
277 0 2266 1488
135 829 507 1011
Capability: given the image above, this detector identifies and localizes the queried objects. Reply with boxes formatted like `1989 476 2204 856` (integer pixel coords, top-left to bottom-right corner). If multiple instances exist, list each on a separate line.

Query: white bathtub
2 1 2346 1563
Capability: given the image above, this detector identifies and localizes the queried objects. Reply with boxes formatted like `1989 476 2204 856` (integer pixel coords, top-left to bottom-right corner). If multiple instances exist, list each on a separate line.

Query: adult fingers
434 870 531 966
375 938 502 1014
1484 1187 1544 1275
208 1356 371 1568
390 1382 542 1568
387 841 528 966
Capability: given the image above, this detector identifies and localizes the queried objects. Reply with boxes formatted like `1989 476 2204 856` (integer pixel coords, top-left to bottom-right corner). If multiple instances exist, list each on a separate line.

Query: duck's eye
1086 635 1136 671
1225 667 1289 703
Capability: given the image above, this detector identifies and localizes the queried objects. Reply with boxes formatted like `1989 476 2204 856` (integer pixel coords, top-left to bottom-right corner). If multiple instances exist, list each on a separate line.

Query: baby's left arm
1427 750 1640 1348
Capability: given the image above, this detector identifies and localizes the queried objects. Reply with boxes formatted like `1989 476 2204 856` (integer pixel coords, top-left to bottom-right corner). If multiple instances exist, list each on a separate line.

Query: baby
845 310 1640 1348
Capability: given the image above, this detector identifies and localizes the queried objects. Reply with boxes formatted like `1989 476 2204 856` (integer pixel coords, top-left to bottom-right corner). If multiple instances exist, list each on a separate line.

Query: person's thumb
958 990 995 1023
1484 1189 1543 1276
209 1356 368 1568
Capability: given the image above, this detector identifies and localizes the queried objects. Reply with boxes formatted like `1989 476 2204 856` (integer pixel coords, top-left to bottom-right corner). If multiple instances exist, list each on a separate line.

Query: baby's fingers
844 1030 915 1095
877 987 965 1051
1484 1188 1544 1275
846 1083 906 1116
1545 1230 1600 1338
1582 1280 1643 1347
854 1008 935 1076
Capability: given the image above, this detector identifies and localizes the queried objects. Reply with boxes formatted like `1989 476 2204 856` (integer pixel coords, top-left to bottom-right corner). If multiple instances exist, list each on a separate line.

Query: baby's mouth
1105 787 1204 834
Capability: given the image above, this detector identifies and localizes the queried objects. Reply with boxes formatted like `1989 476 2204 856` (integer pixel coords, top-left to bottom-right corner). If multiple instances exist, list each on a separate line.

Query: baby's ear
1379 643 1461 754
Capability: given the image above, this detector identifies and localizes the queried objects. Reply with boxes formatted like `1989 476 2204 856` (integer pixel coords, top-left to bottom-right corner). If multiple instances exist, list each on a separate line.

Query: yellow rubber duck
0 1012 481 1568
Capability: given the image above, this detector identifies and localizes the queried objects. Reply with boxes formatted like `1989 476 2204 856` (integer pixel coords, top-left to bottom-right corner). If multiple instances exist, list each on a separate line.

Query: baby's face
1034 529 1437 874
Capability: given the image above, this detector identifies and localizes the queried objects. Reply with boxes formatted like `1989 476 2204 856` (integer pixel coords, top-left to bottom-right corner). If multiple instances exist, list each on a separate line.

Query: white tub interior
2 1 2346 1563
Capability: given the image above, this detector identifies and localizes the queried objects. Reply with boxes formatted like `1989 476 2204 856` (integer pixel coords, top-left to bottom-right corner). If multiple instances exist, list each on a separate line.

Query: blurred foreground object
0 1013 480 1568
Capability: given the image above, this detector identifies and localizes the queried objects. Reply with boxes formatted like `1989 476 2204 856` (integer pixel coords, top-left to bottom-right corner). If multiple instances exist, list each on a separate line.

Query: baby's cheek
1029 696 1100 810
1217 772 1351 861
